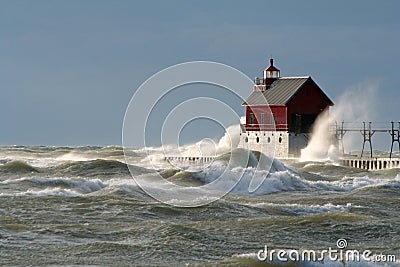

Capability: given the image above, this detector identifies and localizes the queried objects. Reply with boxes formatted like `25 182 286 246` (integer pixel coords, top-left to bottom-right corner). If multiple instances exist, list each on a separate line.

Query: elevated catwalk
333 121 400 158
333 121 399 170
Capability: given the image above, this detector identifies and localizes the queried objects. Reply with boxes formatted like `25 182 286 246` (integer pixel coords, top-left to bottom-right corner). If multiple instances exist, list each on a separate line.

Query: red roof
265 65 279 71
264 58 280 71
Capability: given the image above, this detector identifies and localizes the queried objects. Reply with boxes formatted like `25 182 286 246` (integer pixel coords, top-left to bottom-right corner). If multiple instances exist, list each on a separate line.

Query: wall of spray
300 81 378 162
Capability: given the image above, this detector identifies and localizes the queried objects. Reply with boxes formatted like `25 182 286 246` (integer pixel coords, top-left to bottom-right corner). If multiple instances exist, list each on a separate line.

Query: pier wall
164 156 215 164
164 156 400 171
340 158 400 170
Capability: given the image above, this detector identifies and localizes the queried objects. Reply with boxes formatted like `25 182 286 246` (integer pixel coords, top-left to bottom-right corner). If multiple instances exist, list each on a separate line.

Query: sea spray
300 82 378 161
300 111 337 162
176 123 241 156
216 124 241 154
141 122 242 169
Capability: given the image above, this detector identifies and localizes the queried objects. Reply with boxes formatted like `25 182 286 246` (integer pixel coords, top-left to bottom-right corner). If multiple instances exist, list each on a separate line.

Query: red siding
270 106 287 127
246 106 265 125
244 79 332 132
245 105 287 130
286 80 332 127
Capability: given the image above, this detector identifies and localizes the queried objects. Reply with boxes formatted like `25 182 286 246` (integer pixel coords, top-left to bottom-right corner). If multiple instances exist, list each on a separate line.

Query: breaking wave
185 149 400 195
0 161 39 173
1 147 399 198
248 202 355 216
51 159 131 176
0 176 107 196
0 159 153 178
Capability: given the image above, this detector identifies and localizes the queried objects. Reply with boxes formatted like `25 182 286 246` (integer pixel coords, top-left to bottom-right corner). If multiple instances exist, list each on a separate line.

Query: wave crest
0 161 39 174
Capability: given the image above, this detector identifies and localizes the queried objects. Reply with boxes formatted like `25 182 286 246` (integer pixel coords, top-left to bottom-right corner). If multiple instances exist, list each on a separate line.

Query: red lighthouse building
239 59 333 157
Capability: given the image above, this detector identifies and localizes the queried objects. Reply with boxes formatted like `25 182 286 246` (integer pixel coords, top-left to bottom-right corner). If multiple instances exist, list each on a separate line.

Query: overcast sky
0 0 399 149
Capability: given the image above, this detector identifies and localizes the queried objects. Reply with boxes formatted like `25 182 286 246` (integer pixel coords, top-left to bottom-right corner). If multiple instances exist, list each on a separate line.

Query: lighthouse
239 58 334 158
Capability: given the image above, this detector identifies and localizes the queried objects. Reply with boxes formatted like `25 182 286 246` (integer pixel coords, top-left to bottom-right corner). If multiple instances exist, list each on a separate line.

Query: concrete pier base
164 156 400 171
164 156 216 164
340 158 400 170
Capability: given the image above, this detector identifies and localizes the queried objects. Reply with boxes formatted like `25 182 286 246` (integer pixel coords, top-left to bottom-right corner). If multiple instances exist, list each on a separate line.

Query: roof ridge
279 76 310 79
244 75 334 105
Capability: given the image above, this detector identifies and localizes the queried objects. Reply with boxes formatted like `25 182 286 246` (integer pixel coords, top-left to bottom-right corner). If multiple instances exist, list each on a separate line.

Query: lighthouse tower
264 58 280 83
239 58 334 158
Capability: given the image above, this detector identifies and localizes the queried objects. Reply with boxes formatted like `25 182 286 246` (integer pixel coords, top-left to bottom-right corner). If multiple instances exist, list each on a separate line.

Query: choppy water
1 146 399 266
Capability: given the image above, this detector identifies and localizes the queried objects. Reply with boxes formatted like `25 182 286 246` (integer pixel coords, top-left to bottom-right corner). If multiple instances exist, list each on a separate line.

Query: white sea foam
1 177 107 193
191 151 400 195
191 150 309 195
0 187 82 197
132 121 243 170
269 202 354 215
0 156 60 168
56 152 96 162
5 172 397 198
310 175 399 192
2 148 398 198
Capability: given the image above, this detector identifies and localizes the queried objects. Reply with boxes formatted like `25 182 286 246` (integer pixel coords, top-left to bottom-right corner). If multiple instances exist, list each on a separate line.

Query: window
250 113 255 124
270 113 275 126
245 137 248 143
256 137 260 143
292 114 302 133
261 113 266 125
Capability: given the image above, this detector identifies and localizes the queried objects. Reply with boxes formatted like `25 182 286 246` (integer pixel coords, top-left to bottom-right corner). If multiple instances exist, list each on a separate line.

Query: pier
333 121 400 159
334 121 400 170
164 156 216 164
162 122 399 171
340 158 400 171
